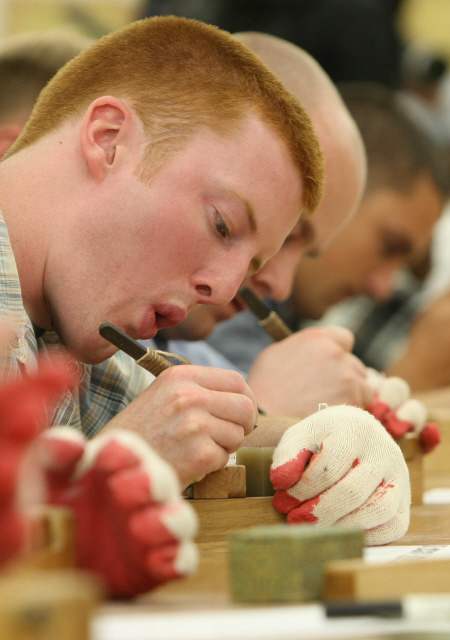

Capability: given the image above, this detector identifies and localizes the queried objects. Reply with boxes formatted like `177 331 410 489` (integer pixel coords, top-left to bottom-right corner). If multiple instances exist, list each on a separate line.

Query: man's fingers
83 431 181 503
420 422 441 454
129 501 198 546
159 364 255 398
205 389 256 437
37 427 86 473
146 539 199 580
336 476 408 531
155 366 258 430
320 325 355 352
270 448 314 490
285 462 383 525
280 444 364 504
364 508 410 546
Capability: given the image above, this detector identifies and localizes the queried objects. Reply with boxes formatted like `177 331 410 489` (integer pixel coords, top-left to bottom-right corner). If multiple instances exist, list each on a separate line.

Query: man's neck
0 137 66 329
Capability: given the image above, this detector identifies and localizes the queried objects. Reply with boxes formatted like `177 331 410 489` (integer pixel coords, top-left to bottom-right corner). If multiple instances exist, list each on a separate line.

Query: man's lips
138 304 187 340
220 294 247 321
154 303 187 328
231 294 247 314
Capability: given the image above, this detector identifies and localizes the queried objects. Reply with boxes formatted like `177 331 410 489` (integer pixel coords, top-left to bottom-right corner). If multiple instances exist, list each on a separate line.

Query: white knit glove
270 405 410 545
367 369 441 454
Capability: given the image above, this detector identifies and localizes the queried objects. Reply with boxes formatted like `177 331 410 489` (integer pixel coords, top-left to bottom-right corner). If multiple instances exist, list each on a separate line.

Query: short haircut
0 29 92 126
338 82 449 197
8 16 324 215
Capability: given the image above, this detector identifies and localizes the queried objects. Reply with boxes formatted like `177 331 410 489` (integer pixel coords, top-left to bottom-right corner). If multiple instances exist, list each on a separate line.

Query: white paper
92 545 450 640
423 488 450 504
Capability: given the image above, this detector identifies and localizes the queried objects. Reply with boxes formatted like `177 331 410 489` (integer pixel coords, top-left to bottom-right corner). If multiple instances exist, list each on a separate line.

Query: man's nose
247 258 296 302
366 267 398 303
192 259 249 306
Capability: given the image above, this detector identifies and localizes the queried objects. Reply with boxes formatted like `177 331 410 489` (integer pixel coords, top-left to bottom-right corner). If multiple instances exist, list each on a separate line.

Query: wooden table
93 397 450 639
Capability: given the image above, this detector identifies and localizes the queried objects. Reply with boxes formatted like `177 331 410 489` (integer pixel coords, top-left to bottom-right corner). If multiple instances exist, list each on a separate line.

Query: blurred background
2 0 450 149
0 1 449 62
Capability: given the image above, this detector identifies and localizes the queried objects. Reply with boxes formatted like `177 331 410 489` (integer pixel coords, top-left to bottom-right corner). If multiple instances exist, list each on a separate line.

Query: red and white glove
367 368 441 454
37 428 199 597
0 357 76 568
270 405 410 545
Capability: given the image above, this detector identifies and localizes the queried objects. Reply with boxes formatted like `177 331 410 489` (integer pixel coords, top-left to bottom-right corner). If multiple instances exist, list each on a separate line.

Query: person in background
0 29 93 158
207 83 446 411
141 0 403 88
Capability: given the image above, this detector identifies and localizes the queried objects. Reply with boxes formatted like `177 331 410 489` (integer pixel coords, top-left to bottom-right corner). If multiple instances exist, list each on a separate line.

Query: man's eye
216 211 230 239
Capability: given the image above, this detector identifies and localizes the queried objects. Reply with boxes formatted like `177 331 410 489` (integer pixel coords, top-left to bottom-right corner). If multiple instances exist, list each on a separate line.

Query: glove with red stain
0 358 76 568
367 368 441 454
37 428 199 597
270 404 410 545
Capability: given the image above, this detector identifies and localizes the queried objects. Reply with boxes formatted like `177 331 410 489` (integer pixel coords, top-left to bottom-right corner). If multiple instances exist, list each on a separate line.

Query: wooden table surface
96 395 450 638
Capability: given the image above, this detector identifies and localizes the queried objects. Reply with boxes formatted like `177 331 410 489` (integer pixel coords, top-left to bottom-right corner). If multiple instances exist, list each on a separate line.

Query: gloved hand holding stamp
270 404 411 545
367 368 441 454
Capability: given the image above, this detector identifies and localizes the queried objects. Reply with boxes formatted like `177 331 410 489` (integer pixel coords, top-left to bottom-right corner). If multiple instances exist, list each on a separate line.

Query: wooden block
188 469 228 499
324 557 450 601
19 506 76 571
236 448 275 497
191 496 285 546
424 409 450 474
0 569 103 640
226 465 246 498
396 433 423 506
229 524 364 603
188 466 246 499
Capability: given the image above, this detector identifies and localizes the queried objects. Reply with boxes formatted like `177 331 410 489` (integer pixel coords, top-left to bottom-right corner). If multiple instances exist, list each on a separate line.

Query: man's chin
62 338 117 366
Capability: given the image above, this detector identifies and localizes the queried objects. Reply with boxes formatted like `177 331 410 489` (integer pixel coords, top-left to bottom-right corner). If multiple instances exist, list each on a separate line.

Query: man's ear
0 123 22 159
80 96 135 182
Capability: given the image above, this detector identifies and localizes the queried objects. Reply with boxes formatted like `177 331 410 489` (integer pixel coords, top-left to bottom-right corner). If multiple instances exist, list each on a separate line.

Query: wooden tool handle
259 312 292 342
136 348 174 376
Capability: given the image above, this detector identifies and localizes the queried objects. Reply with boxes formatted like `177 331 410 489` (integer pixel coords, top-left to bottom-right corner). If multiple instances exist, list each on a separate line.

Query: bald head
235 31 339 113
235 32 366 252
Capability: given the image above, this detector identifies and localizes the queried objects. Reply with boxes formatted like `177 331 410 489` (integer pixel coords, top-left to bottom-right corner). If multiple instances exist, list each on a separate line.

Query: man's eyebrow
233 190 257 233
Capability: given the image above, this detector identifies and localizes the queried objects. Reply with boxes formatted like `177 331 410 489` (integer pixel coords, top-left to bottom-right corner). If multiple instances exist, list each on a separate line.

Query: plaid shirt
0 213 153 437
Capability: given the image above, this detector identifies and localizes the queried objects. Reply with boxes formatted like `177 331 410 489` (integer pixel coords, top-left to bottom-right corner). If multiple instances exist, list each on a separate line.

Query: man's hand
104 365 258 488
367 368 441 454
270 405 410 545
38 428 199 597
247 326 373 417
387 290 450 393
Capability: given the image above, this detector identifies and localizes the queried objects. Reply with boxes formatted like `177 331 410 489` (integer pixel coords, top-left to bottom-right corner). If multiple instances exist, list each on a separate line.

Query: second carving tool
239 287 292 342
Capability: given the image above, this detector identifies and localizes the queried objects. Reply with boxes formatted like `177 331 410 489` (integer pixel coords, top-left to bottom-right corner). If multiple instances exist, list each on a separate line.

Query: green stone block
229 524 364 603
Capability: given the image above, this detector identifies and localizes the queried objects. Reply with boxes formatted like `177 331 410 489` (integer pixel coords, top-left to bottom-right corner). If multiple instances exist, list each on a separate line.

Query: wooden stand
396 433 423 506
423 408 450 475
0 506 103 640
324 556 450 601
0 570 102 640
187 466 246 499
